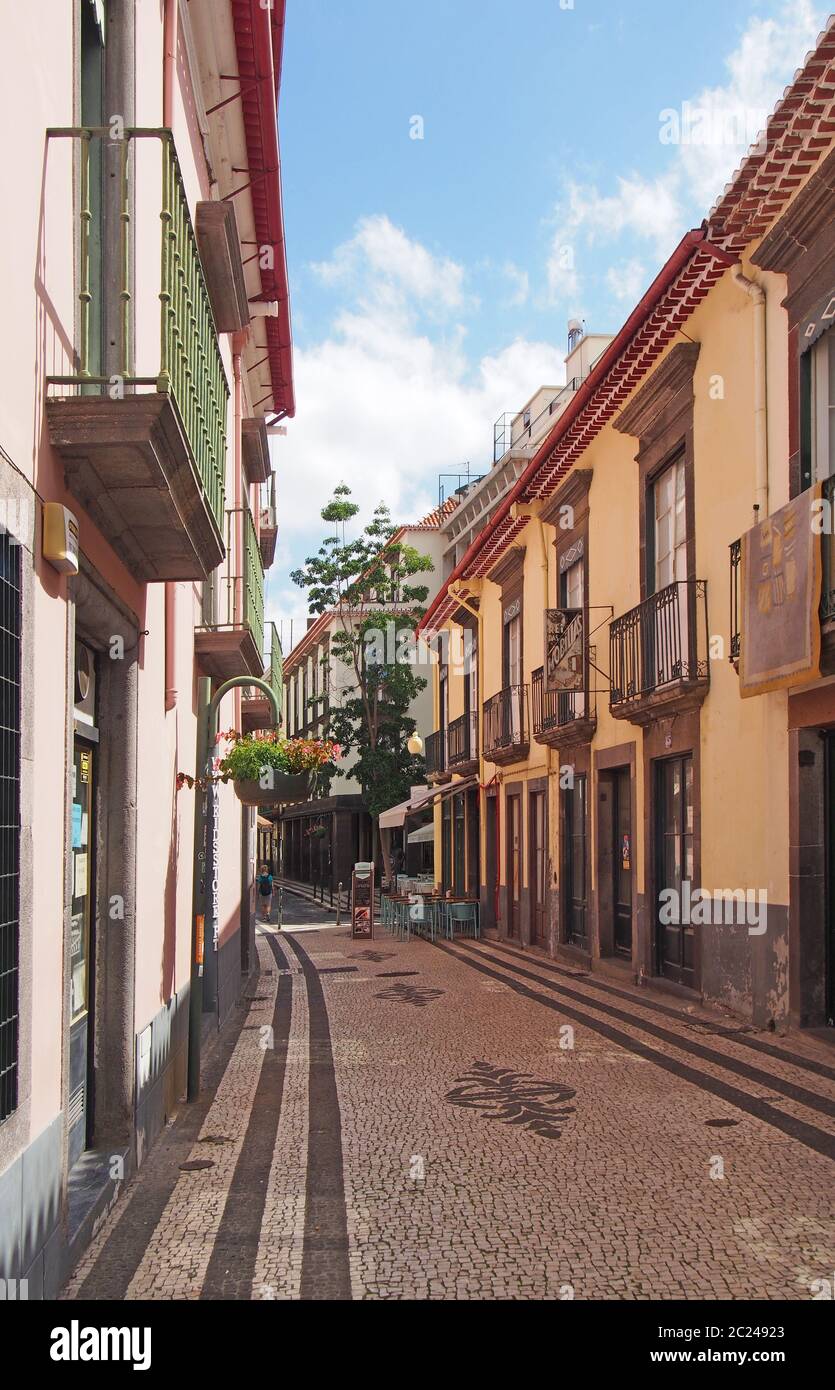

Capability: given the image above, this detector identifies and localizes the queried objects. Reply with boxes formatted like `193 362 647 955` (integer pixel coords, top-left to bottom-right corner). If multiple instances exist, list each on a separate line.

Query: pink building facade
0 0 292 1296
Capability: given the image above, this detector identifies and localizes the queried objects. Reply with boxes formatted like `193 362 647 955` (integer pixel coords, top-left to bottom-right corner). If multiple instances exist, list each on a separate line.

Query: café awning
407 822 435 845
378 777 478 829
378 785 431 829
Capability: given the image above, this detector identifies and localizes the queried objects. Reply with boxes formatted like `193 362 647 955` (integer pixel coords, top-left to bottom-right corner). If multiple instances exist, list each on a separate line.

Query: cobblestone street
62 893 835 1301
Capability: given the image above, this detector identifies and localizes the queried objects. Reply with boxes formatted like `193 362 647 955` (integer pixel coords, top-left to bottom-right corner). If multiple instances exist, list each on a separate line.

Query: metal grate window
0 532 21 1123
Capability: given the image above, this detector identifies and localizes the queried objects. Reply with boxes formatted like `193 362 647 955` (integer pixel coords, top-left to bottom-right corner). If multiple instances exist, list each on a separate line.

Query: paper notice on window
74 852 88 898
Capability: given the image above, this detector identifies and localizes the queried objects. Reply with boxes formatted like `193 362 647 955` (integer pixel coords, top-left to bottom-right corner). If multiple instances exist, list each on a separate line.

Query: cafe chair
446 900 480 940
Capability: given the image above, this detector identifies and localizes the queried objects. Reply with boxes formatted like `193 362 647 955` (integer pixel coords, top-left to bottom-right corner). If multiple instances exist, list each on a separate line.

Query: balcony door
463 626 478 758
808 325 835 483
439 656 449 769
655 754 695 988
502 599 522 744
506 793 521 939
650 455 689 684
805 327 835 612
559 556 585 720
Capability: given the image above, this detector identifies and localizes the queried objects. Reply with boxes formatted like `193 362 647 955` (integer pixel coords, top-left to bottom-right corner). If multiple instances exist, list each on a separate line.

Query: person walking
257 863 275 925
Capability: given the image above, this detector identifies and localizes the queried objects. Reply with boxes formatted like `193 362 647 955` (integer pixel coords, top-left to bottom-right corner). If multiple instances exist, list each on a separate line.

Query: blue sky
268 0 827 646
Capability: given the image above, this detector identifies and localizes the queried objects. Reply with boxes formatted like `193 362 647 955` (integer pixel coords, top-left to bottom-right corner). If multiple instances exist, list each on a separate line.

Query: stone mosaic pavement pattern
62 894 835 1300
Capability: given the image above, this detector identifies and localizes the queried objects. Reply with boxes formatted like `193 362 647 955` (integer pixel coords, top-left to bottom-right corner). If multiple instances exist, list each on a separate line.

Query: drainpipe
163 0 177 128
163 0 178 710
732 265 769 519
232 333 246 731
164 584 178 710
232 334 245 627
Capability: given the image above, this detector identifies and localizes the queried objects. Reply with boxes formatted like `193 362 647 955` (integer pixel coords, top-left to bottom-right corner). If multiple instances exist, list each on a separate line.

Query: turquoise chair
394 897 410 941
447 901 480 940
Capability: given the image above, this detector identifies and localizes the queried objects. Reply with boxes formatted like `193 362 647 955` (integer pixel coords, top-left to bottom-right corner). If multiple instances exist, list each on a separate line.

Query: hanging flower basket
177 732 341 808
234 771 311 807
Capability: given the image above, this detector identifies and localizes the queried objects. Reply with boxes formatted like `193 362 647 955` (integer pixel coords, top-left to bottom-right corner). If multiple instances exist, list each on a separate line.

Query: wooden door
507 794 521 938
530 789 547 946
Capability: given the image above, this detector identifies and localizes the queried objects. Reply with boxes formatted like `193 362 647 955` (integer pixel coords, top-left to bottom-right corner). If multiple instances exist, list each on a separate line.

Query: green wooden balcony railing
243 504 265 660
219 506 264 655
266 622 283 710
46 127 228 535
201 506 264 660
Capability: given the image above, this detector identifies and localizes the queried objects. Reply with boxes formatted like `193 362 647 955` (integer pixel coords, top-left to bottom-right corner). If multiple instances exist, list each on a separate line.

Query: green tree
290 485 433 880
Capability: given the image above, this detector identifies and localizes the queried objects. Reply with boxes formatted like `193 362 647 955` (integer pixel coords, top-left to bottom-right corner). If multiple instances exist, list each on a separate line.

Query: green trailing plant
177 732 340 791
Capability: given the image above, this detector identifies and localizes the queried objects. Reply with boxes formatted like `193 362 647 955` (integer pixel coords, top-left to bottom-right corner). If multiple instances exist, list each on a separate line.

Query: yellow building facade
419 25 835 1032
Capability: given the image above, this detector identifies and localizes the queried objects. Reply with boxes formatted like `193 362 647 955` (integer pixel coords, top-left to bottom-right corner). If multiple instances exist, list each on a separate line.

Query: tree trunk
378 819 393 890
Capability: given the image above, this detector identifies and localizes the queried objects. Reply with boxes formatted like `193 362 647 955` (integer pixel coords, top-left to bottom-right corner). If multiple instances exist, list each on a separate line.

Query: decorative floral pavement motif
373 981 445 1009
445 1061 577 1140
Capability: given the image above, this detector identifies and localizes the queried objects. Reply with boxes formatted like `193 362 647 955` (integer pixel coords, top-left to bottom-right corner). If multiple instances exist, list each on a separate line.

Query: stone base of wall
135 987 190 1168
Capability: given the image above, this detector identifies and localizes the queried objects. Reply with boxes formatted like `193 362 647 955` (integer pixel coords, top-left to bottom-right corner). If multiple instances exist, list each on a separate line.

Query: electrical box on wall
43 502 79 576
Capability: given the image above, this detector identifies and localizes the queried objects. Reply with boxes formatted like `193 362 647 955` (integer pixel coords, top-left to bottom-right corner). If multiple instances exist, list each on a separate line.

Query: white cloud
606 258 648 303
311 214 466 312
546 232 581 305
560 175 683 263
679 0 824 206
546 0 826 300
276 322 564 543
272 220 565 604
502 261 530 307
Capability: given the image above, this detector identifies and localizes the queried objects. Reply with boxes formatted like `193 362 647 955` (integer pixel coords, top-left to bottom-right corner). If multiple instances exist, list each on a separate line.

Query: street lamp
407 732 424 756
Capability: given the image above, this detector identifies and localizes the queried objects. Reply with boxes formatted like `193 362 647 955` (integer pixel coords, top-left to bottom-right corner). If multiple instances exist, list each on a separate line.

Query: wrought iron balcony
531 659 596 747
447 710 478 770
45 127 228 581
609 581 709 722
483 685 529 764
195 505 264 682
425 728 448 781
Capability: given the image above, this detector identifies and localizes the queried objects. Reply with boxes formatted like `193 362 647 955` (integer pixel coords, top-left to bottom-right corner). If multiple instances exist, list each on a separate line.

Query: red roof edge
417 227 724 636
232 0 295 419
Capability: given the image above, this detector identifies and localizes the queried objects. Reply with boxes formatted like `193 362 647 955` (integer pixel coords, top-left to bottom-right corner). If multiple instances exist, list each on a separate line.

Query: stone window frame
752 144 835 500
488 546 526 690
542 469 593 693
614 341 700 602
